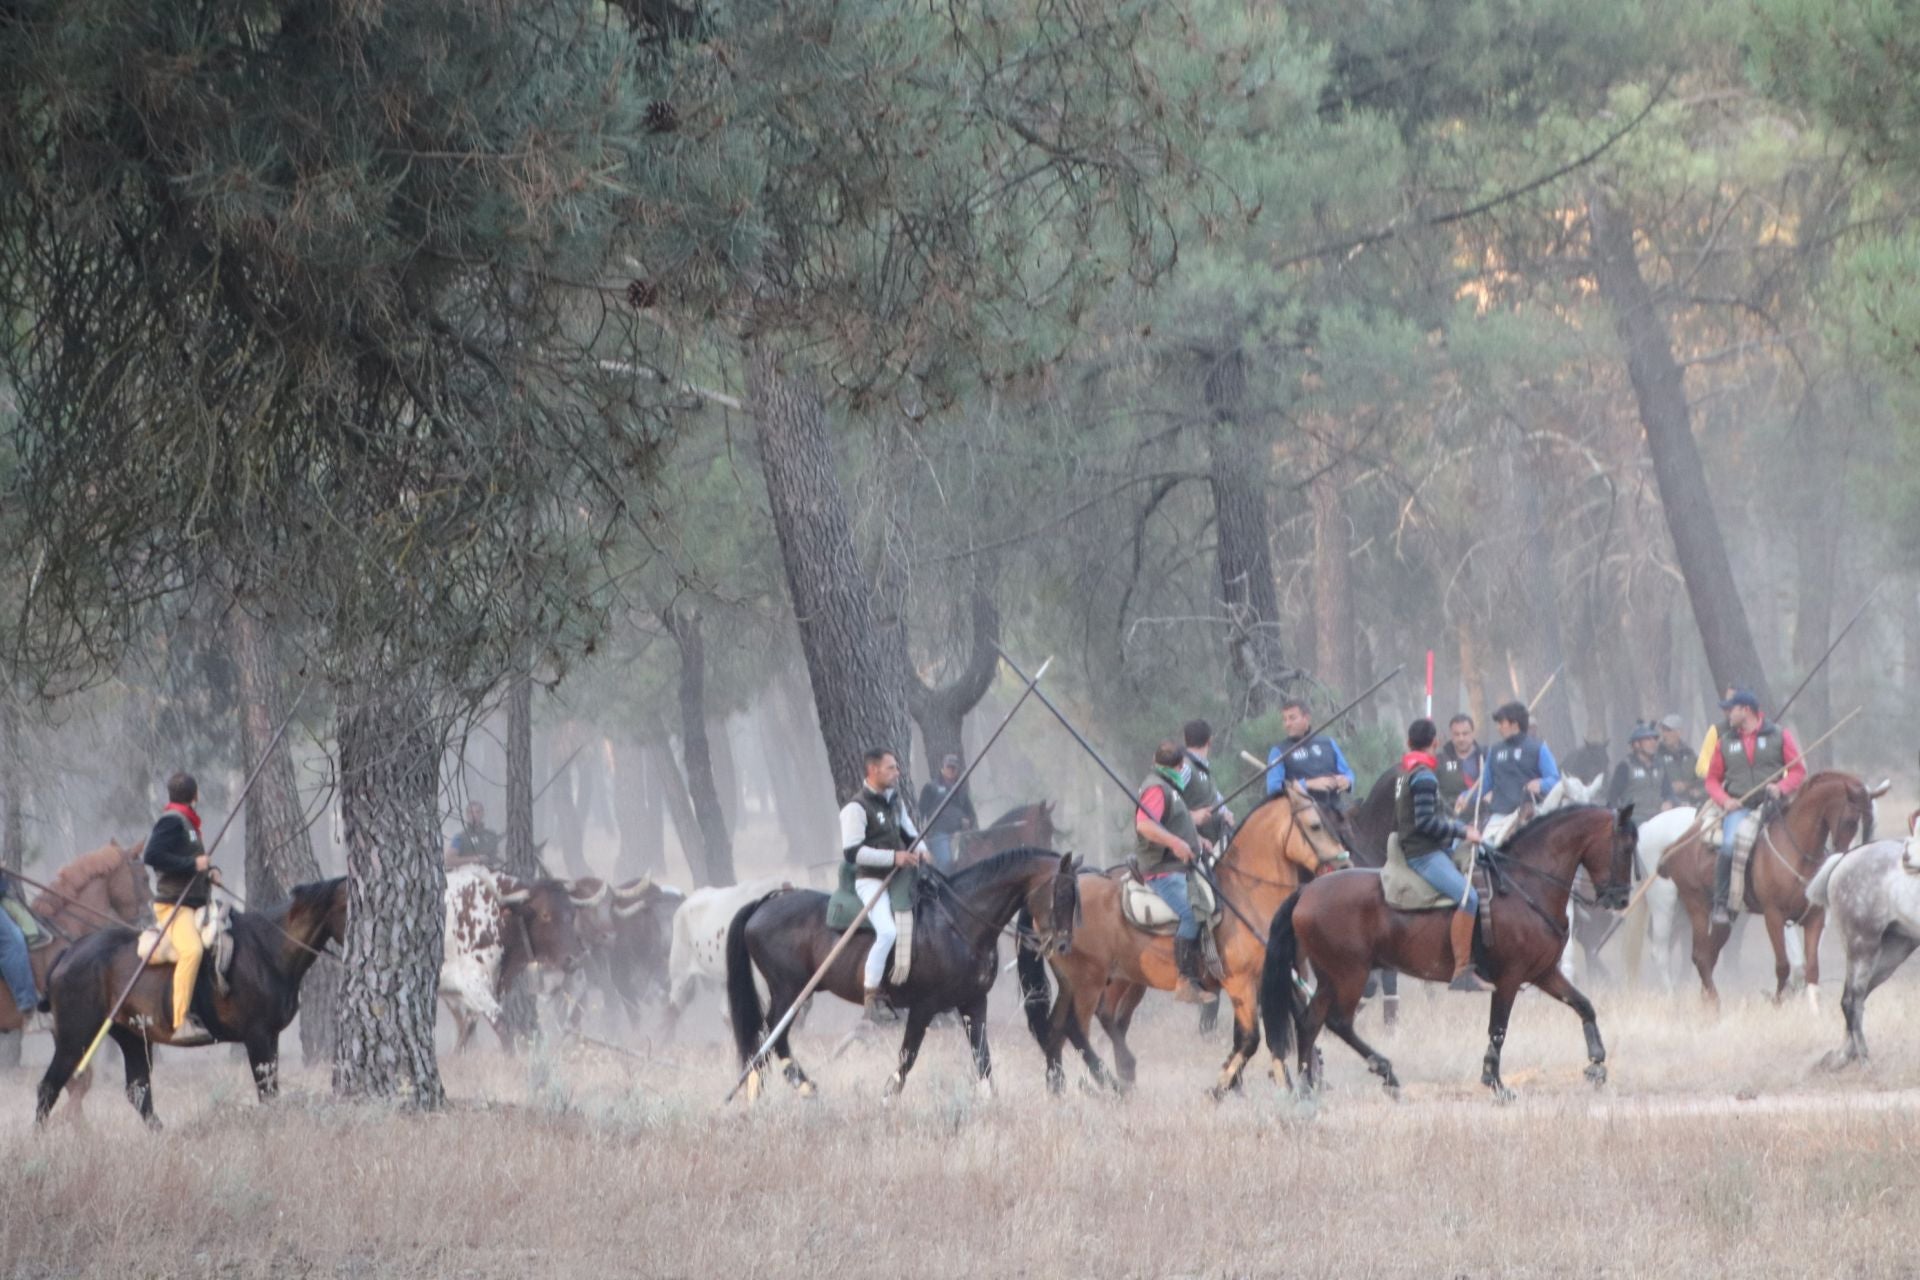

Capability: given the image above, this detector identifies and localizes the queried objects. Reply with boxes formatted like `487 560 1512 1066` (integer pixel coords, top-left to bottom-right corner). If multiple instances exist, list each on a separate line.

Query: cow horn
1868 778 1892 799
498 887 532 905
569 880 609 908
613 897 650 919
610 876 654 902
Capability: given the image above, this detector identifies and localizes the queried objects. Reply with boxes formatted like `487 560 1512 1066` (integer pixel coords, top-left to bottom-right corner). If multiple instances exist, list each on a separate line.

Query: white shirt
839 789 923 869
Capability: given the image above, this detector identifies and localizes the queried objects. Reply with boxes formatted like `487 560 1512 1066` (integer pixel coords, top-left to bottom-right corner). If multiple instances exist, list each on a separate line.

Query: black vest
1394 766 1450 860
1436 744 1480 806
1616 758 1666 817
846 787 910 876
1278 734 1340 785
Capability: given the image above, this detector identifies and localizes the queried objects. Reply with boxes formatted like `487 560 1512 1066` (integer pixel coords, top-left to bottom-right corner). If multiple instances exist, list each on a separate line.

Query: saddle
1 898 52 949
823 862 915 985
1119 870 1221 935
1379 834 1496 950
137 901 237 994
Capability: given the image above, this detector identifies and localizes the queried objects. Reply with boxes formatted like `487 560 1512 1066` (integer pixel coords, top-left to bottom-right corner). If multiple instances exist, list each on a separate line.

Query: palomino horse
37 877 348 1125
727 848 1079 1101
1659 771 1878 1003
0 838 152 1035
1808 839 1920 1068
952 801 1057 870
1021 786 1348 1098
1261 805 1637 1101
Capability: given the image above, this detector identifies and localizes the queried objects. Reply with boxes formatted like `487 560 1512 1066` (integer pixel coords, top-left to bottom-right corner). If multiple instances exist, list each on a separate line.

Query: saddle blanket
1699 804 1763 916
137 902 236 991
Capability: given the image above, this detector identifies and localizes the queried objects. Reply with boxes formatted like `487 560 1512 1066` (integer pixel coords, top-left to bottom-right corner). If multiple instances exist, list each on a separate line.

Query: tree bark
331 688 445 1108
749 340 912 797
907 586 999 772
1203 350 1292 714
665 608 736 886
1 693 22 875
226 605 336 1064
504 669 540 880
1589 188 1774 708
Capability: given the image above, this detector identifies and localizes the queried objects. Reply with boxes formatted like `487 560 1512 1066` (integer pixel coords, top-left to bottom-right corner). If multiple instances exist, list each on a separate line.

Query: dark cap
1718 689 1761 713
941 754 962 770
1629 723 1659 744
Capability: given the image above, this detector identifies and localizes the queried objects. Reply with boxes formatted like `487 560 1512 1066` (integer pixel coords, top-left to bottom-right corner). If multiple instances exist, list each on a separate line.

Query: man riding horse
1484 701 1561 841
1266 698 1355 811
1396 718 1488 992
1133 739 1208 1003
1705 689 1806 928
142 771 223 1043
840 747 932 1022
1180 719 1232 851
1608 723 1673 818
1657 714 1706 807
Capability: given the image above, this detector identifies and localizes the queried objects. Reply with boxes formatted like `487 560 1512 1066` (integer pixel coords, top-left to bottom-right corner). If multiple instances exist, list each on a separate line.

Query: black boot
1172 937 1208 1004
1710 849 1734 928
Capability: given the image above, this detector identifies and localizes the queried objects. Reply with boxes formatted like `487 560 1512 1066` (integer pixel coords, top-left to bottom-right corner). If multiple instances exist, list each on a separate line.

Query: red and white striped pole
1424 649 1434 718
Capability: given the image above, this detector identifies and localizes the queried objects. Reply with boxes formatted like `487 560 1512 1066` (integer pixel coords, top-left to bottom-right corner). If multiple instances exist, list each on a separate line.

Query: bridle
1478 816 1632 935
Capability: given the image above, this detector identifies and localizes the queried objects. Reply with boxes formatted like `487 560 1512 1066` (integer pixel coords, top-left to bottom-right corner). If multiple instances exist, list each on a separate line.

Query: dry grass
5 969 1920 1279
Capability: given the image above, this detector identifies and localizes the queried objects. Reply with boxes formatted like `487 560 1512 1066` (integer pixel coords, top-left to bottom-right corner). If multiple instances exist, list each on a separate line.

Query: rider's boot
1172 936 1208 1004
1447 909 1489 993
1710 849 1734 928
862 988 898 1025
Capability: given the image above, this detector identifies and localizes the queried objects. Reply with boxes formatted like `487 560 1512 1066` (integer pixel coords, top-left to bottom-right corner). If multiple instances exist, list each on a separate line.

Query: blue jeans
1408 848 1478 913
0 908 37 1012
927 832 956 873
1147 871 1201 940
1719 808 1749 858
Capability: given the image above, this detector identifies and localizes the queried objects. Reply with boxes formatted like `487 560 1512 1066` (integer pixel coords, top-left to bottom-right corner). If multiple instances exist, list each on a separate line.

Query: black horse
36 877 348 1126
727 848 1079 1101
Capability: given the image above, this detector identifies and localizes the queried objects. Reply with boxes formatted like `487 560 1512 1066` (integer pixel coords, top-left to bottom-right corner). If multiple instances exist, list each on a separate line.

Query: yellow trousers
149 907 204 1031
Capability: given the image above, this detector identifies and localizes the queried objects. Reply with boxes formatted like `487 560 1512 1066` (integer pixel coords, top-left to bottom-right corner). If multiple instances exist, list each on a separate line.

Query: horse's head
108 838 154 924
1285 783 1351 873
1596 804 1638 910
1798 772 1881 857
289 876 350 953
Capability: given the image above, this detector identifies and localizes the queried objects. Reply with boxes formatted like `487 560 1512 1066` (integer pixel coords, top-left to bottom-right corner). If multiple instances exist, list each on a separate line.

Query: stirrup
1709 902 1732 928
862 991 899 1025
172 1013 217 1046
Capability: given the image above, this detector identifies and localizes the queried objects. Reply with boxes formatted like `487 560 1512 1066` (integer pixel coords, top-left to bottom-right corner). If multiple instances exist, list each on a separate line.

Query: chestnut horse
1261 805 1636 1101
1658 771 1877 1003
952 802 1057 870
0 838 151 1034
1021 785 1349 1098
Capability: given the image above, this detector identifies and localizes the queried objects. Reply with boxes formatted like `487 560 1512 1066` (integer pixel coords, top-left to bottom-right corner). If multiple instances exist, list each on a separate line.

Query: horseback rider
916 753 977 873
444 799 503 870
840 747 931 1022
1706 690 1806 927
1265 698 1355 811
1657 714 1706 807
1438 712 1486 816
1134 739 1209 1004
1180 719 1233 851
1608 723 1674 816
1396 719 1488 992
142 771 222 1041
0 865 40 1017
1485 701 1561 830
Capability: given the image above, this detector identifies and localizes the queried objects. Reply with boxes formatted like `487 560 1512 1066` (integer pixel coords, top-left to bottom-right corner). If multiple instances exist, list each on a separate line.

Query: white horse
664 876 790 1035
1809 838 1920 1067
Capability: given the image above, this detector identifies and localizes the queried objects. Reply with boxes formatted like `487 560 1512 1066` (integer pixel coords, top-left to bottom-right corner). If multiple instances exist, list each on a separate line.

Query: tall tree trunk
907 586 999 771
765 670 838 858
1789 393 1839 733
504 669 539 880
665 608 735 886
332 688 445 1108
1203 349 1292 713
707 716 740 834
1309 435 1356 697
227 606 336 1064
1516 444 1579 748
1589 188 1773 707
749 341 911 797
647 730 703 886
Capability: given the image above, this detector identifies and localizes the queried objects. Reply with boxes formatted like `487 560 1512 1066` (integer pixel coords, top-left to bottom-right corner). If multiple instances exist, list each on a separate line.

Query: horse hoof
1384 1085 1400 1102
1491 1085 1516 1105
796 1080 817 1100
1584 1063 1607 1088
1819 1050 1855 1072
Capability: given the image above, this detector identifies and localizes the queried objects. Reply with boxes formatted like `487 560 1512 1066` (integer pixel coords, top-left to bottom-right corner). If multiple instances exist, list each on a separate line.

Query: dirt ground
4 946 1920 1279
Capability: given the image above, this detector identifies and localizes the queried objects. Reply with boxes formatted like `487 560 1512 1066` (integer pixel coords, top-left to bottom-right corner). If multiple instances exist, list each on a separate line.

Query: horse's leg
1378 968 1399 1029
1296 975 1337 1095
1055 982 1117 1094
1684 893 1721 1005
1105 983 1146 1088
1197 992 1221 1035
245 1034 280 1101
1322 970 1401 1098
1761 908 1793 1002
1829 932 1918 1069
882 1004 937 1102
107 1025 159 1128
1646 880 1680 994
960 996 994 1100
1530 965 1608 1088
1480 979 1522 1103
766 981 816 1098
1801 910 1825 1012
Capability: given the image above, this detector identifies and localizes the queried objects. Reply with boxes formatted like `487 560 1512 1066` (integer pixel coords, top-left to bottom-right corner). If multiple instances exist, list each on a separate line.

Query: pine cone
643 101 679 135
627 279 658 310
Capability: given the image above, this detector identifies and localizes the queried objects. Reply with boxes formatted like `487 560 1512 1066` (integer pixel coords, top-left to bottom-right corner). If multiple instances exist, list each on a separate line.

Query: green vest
1394 766 1450 860
1657 747 1697 800
1719 722 1787 804
1135 776 1198 875
1615 757 1667 817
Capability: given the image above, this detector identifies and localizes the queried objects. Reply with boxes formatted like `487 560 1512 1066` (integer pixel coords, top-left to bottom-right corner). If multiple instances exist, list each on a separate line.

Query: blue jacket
1267 733 1355 797
1487 734 1561 816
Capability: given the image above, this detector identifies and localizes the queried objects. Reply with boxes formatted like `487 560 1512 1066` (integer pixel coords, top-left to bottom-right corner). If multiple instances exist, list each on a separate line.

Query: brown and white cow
439 866 599 1051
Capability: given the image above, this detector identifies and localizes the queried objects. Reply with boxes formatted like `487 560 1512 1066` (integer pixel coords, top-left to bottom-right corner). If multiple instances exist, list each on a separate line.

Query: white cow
439 864 524 1047
665 877 790 1036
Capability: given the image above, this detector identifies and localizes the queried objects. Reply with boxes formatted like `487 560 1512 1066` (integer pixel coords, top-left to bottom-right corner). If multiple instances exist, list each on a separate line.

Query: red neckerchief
164 801 203 835
1401 751 1439 773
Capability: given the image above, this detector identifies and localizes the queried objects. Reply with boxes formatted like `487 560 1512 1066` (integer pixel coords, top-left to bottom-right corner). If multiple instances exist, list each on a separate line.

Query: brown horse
1658 771 1877 1003
37 877 348 1125
952 801 1057 870
1022 785 1348 1098
1261 805 1637 1101
0 838 151 1034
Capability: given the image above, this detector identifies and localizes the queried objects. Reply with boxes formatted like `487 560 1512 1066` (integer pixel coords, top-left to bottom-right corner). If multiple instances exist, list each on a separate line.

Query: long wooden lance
1214 665 1405 814
993 646 1277 954
723 655 1054 1104
1774 582 1882 725
72 689 309 1078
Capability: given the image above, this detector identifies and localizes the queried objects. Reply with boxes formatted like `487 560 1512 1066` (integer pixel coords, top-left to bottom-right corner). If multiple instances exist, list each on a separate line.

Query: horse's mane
947 845 1056 886
31 838 144 915
986 802 1046 829
252 876 347 924
1498 803 1609 852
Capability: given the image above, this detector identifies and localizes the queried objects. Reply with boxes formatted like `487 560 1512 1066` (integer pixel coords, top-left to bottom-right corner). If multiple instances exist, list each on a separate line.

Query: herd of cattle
436 865 785 1046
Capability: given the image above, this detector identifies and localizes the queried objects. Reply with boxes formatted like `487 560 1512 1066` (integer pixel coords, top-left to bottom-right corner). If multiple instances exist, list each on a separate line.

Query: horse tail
725 894 775 1067
1014 907 1052 1047
1259 891 1304 1065
1807 851 1847 909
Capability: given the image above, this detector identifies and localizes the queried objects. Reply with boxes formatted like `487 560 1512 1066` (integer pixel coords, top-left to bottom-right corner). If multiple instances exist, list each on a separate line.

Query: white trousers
857 876 897 991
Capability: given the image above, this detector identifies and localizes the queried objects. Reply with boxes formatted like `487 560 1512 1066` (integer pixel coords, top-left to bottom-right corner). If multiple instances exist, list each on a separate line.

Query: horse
0 838 152 1036
1021 786 1349 1098
1624 806 1800 991
1808 839 1920 1069
727 848 1079 1102
36 877 348 1126
1341 769 1403 1023
1260 805 1637 1101
951 801 1057 870
1657 771 1878 1004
